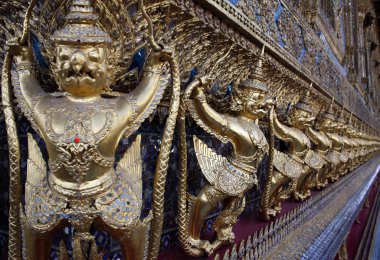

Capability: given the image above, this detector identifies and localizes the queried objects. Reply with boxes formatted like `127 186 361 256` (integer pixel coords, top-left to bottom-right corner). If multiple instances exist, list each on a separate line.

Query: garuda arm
270 111 307 178
272 112 309 154
306 127 332 152
326 132 342 150
186 77 236 144
117 50 170 138
306 127 322 146
272 112 297 143
11 41 47 123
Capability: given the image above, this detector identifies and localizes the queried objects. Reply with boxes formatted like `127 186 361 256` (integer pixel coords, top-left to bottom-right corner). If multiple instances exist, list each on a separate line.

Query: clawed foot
206 239 231 256
188 229 235 256
197 75 215 86
6 37 33 62
190 239 226 256
274 202 282 213
158 47 174 61
205 233 234 256
188 238 214 255
263 207 280 220
293 190 311 201
315 181 327 190
6 37 22 53
293 191 303 201
150 45 174 62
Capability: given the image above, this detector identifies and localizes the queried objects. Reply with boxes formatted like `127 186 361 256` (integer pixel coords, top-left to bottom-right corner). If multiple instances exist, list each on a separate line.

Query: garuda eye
88 51 100 62
59 53 70 61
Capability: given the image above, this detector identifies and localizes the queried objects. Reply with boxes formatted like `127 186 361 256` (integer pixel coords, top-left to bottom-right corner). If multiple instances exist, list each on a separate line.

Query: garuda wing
117 135 143 198
304 150 325 170
325 150 341 165
193 135 226 186
96 135 143 229
26 133 66 231
26 134 46 202
272 150 303 179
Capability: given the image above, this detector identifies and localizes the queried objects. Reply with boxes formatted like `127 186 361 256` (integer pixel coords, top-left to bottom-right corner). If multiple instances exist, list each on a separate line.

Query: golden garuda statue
261 83 317 219
292 85 326 198
314 98 341 188
344 113 359 172
324 101 348 182
3 0 180 259
176 46 273 256
334 106 350 177
303 97 333 190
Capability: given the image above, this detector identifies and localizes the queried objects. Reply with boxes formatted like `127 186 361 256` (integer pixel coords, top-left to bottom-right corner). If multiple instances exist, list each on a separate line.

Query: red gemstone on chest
74 137 80 143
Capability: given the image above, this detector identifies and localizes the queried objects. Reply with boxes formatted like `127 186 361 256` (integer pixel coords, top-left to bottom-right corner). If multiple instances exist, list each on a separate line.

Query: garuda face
55 44 108 97
289 108 315 130
315 117 336 132
243 90 272 120
335 120 348 133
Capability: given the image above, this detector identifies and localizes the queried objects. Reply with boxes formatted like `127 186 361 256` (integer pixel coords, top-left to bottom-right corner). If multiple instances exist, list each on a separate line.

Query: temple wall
0 0 379 259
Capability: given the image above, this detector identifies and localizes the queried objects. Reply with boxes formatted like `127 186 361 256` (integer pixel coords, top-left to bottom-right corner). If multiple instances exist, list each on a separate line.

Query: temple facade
0 0 379 259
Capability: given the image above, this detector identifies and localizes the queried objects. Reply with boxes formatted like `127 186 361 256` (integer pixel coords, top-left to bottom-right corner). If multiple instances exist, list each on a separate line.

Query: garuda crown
238 45 269 93
51 0 111 44
294 83 314 114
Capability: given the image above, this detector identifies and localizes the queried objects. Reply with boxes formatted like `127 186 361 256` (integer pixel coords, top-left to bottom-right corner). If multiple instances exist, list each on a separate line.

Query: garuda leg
188 184 229 255
262 170 293 219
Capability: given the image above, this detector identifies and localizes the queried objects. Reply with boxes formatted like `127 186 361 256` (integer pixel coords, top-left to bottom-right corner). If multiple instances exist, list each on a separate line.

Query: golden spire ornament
239 44 268 92
321 97 336 121
294 83 313 113
51 0 111 44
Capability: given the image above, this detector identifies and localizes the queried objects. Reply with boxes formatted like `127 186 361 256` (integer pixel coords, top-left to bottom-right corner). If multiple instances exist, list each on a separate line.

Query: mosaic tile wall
230 0 378 127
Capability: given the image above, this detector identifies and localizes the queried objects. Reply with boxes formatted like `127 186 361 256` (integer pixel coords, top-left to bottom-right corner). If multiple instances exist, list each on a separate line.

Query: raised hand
7 37 33 64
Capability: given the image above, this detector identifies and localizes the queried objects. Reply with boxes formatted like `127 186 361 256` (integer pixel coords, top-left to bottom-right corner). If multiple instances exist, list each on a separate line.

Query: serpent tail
147 50 180 259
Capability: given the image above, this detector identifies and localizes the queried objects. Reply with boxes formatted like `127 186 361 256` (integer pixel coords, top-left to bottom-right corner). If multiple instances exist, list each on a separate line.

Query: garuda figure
314 99 341 187
261 85 316 219
365 128 379 160
177 46 272 256
324 101 347 182
293 85 325 196
356 122 367 164
358 122 371 163
303 102 332 190
334 107 350 177
344 113 359 172
5 1 178 259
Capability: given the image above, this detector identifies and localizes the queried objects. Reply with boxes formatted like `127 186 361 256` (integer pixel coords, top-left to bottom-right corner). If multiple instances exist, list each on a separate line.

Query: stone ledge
267 155 380 259
210 155 380 260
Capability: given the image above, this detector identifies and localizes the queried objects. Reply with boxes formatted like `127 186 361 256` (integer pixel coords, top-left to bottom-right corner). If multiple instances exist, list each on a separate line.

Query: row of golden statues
2 0 379 259
177 52 379 256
